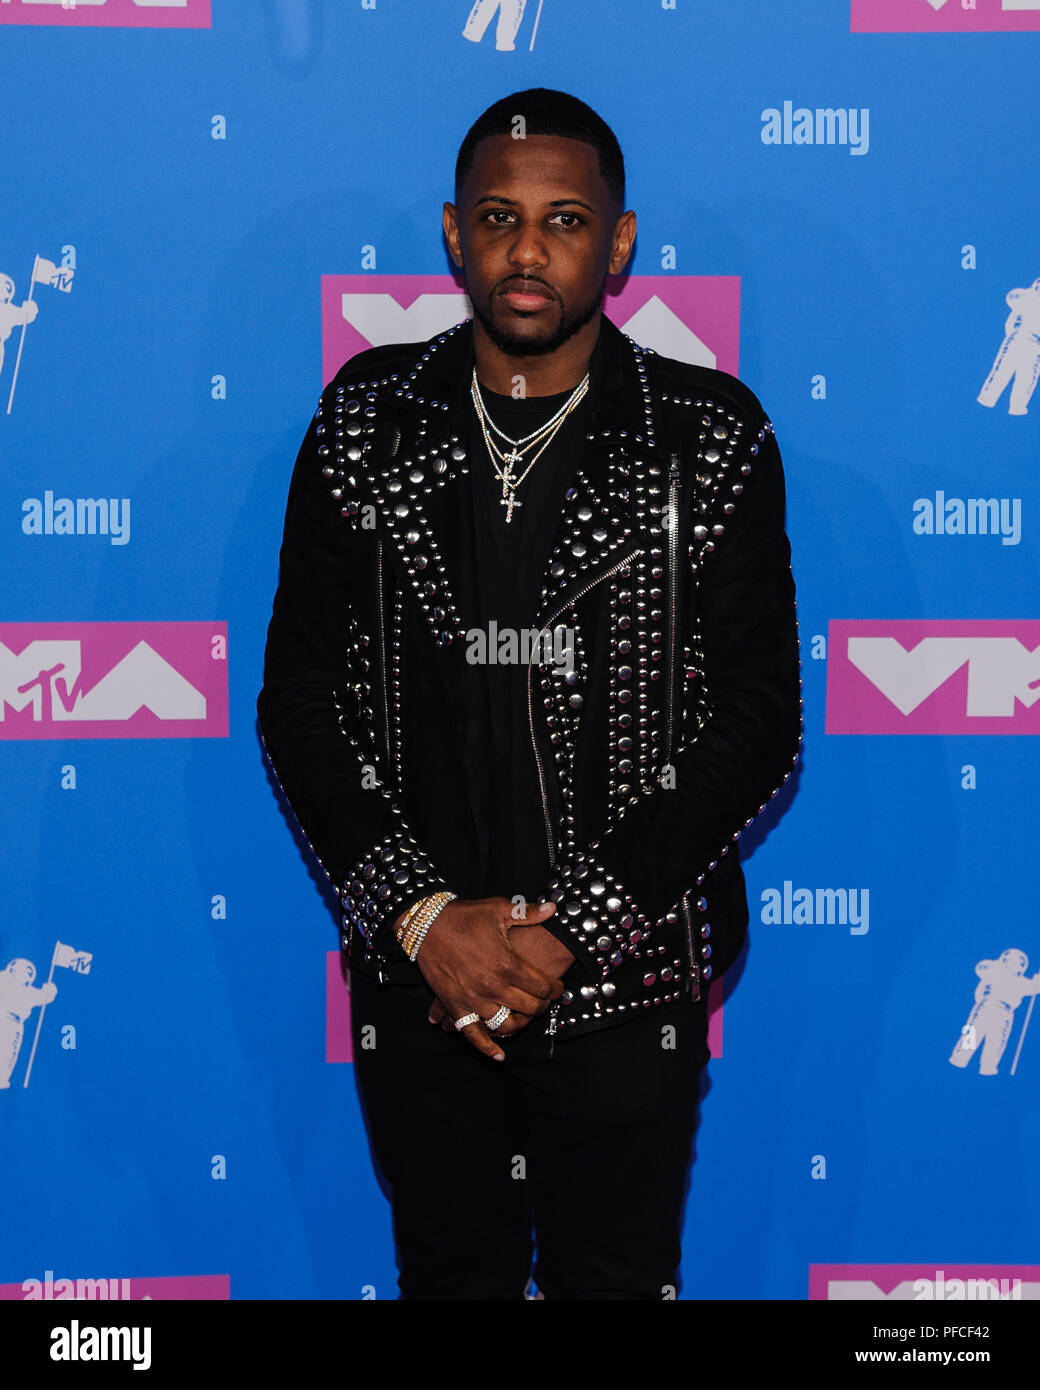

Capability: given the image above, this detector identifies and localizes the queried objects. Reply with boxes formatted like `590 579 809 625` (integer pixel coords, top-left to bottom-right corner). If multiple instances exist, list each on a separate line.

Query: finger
452 1015 505 1062
514 899 557 925
488 1009 534 1038
428 998 447 1025
492 982 558 1018
501 954 567 1009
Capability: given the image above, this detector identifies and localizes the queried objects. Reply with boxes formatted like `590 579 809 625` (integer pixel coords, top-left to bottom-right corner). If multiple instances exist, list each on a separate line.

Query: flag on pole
53 941 92 974
32 256 74 293
6 253 72 415
22 939 92 1087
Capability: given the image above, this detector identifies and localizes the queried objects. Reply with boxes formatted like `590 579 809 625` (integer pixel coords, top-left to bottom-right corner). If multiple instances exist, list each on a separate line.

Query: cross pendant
501 490 521 523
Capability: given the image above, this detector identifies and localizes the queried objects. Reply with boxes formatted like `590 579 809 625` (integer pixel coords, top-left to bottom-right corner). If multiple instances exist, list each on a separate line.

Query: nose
507 220 548 270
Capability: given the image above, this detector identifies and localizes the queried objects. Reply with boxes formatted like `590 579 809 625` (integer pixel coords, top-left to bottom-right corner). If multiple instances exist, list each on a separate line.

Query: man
258 88 802 1299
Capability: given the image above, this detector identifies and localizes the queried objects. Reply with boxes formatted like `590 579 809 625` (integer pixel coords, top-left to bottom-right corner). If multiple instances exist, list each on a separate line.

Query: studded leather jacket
257 315 802 1041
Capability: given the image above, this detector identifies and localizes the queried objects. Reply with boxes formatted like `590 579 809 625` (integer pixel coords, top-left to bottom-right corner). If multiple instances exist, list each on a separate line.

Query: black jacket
257 315 802 1040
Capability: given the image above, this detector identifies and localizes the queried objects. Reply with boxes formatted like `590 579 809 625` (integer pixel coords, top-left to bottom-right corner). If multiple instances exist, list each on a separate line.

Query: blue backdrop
3 0 1038 1303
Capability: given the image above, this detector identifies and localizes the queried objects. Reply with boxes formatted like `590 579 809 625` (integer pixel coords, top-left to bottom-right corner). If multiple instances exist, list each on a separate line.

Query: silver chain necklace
471 367 590 523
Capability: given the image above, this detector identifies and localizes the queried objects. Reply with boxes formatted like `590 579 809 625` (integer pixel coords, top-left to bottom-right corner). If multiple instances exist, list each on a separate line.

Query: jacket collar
361 315 663 647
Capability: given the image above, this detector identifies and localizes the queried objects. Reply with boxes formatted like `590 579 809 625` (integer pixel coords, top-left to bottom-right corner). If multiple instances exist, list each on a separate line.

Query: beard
471 275 605 357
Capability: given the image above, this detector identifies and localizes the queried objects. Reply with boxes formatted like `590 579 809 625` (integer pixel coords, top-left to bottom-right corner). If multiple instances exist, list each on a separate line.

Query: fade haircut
455 88 625 208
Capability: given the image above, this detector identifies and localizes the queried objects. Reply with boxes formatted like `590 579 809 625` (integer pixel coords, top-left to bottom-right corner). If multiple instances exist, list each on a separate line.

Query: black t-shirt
457 355 597 903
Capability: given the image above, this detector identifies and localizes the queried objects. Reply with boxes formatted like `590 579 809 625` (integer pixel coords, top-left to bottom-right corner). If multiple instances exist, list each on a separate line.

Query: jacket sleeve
538 414 802 978
257 389 454 959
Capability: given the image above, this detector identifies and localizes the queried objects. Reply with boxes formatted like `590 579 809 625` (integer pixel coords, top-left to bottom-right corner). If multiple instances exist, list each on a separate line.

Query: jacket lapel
533 315 663 625
365 314 664 649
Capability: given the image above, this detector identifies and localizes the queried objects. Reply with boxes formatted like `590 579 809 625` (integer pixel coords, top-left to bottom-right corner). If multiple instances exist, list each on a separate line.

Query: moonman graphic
0 960 56 1088
977 277 1040 416
949 948 1040 1075
0 275 39 379
462 0 528 51
259 88 801 1299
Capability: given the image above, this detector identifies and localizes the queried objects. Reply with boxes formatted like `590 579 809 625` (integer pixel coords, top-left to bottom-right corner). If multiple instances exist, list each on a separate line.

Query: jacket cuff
340 827 452 961
542 846 650 980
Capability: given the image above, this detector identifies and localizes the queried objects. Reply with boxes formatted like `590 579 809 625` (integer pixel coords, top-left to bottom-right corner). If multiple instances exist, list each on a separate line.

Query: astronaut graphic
0 959 56 1089
949 949 1040 1075
0 275 39 380
462 0 533 51
977 277 1040 416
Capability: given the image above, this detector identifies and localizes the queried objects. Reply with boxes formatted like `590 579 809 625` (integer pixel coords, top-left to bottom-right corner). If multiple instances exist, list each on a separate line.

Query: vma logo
2 943 91 1090
0 621 228 740
462 0 545 51
949 947 1039 1076
0 1 211 27
826 621 1040 735
852 0 1040 32
321 274 741 387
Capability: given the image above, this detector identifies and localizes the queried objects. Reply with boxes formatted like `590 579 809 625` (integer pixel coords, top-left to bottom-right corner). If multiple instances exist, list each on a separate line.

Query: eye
483 209 516 224
551 212 584 227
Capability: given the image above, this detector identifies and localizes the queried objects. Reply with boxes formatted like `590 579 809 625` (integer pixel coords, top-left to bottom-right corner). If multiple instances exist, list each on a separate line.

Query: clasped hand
396 896 575 1061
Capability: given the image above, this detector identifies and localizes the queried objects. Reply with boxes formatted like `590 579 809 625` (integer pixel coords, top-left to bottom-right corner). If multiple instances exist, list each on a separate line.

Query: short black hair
455 88 625 207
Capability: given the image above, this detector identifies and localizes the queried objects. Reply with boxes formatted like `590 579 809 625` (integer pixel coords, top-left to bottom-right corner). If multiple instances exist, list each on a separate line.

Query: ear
442 202 464 269
608 209 637 276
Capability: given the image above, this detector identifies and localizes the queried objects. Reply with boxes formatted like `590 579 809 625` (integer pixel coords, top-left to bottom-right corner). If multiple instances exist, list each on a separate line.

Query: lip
499 282 555 311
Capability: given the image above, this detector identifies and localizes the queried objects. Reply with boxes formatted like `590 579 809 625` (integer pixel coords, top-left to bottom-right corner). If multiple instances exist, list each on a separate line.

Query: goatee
472 282 604 358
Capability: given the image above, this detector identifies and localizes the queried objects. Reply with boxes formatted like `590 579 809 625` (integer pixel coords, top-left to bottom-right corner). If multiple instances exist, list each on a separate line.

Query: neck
472 313 600 396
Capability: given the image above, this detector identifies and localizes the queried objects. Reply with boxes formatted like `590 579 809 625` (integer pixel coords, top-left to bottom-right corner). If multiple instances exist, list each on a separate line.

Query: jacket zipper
529 549 645 1060
528 548 645 870
546 999 560 1058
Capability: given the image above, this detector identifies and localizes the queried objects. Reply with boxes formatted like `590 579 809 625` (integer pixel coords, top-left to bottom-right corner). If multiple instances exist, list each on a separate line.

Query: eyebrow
472 194 598 213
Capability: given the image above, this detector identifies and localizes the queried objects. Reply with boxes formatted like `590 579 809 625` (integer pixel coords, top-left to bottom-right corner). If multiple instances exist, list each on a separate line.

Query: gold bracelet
394 898 424 947
402 891 456 961
401 894 441 957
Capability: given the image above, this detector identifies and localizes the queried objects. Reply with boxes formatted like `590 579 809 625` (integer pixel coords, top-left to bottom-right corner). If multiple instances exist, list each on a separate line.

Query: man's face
444 133 634 357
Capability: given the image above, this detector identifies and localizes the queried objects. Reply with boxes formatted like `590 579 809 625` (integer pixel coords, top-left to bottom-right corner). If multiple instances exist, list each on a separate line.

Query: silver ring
485 1005 511 1032
454 1012 481 1031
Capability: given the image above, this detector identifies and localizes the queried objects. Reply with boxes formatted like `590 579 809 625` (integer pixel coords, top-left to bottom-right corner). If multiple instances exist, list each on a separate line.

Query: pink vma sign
321 274 741 388
320 274 738 1056
0 1273 229 1300
0 622 228 740
327 951 353 1064
0 0 210 27
810 1264 1040 1299
826 620 1040 735
852 0 1040 33
326 952 724 1063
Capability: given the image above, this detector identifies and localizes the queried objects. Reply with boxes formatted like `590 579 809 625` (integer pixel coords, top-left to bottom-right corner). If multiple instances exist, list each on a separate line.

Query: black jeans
349 965 711 1300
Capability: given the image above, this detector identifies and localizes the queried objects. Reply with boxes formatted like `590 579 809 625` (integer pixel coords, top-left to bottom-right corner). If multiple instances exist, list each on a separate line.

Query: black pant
349 966 711 1300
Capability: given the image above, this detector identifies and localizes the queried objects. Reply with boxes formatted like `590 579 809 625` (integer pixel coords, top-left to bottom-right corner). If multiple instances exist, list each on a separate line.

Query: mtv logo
321 275 741 386
826 621 1040 735
0 0 211 28
852 0 1040 32
0 622 228 740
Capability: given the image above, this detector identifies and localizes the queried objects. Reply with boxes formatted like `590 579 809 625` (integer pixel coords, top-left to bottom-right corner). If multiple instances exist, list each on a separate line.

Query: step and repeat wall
2 0 1038 1303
